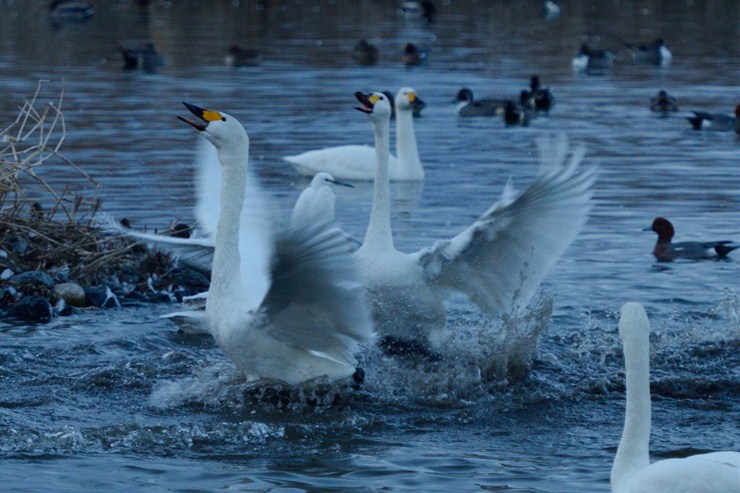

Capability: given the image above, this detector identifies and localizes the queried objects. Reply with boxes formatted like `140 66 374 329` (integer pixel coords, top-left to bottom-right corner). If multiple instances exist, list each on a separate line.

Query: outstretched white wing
257 221 376 365
415 135 596 316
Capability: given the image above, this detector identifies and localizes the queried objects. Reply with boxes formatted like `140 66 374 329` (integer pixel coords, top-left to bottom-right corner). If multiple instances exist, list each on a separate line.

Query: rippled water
1 1 738 492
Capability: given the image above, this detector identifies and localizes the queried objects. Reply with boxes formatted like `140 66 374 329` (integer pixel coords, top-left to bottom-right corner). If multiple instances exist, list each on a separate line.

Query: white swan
176 102 375 384
283 87 425 181
352 91 596 348
612 302 740 493
290 172 353 227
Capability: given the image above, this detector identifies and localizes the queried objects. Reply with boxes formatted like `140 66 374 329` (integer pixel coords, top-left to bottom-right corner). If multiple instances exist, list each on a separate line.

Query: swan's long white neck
612 305 651 490
361 115 395 252
395 108 422 178
208 140 249 320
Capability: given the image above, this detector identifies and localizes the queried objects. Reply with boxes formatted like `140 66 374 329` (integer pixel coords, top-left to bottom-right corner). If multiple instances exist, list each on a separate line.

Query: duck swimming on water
645 217 738 262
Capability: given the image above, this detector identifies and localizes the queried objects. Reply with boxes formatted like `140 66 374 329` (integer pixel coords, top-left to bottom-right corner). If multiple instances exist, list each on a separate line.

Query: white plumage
612 302 740 493
284 87 424 181
352 91 596 347
290 172 352 227
175 102 374 384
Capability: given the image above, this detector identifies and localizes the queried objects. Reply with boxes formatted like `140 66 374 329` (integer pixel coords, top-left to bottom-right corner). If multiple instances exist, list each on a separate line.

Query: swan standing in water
176 102 375 384
284 87 425 181
612 303 740 493
352 92 596 351
290 172 353 227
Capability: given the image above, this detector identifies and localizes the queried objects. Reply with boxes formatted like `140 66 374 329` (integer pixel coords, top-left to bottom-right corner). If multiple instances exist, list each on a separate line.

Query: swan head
178 102 249 154
312 172 354 189
354 91 392 123
395 87 425 114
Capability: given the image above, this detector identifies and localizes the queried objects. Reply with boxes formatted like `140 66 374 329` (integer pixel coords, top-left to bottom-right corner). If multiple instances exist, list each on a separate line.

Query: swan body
177 102 374 384
284 87 425 181
612 303 740 493
290 172 353 227
352 91 596 348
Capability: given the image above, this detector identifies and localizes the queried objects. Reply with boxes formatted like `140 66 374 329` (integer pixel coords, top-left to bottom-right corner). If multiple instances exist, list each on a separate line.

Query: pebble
10 295 53 323
54 282 87 307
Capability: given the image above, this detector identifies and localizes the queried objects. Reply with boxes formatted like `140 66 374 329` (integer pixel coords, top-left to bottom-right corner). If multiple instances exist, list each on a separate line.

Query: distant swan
612 302 740 493
290 172 353 227
352 91 595 351
176 102 375 384
284 87 425 181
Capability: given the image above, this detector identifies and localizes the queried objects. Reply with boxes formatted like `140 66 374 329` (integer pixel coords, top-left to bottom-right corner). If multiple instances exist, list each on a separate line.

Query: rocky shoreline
0 214 208 324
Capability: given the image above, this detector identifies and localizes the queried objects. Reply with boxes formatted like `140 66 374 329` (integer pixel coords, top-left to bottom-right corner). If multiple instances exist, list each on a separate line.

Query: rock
1 268 13 280
84 286 120 308
84 287 106 308
2 236 28 255
10 270 55 290
54 283 87 307
10 295 53 323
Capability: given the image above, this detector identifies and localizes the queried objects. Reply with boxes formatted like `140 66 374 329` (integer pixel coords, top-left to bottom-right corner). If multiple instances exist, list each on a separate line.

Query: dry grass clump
0 81 171 285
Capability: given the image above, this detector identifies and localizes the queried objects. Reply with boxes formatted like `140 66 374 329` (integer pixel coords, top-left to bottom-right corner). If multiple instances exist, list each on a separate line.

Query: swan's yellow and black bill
178 102 224 131
354 92 380 113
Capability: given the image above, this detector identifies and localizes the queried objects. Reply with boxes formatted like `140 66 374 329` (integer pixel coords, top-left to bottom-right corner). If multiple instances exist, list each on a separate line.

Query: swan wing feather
258 221 375 363
415 135 596 316
116 228 216 273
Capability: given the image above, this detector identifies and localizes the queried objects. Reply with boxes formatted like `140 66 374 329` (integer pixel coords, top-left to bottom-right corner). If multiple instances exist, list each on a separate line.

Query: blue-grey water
1 1 738 491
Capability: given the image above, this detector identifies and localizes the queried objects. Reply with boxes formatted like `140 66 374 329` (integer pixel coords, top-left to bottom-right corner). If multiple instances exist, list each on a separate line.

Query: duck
520 75 555 112
176 102 375 384
455 88 506 117
612 302 740 493
49 0 94 23
400 1 437 22
353 40 379 66
623 38 672 67
736 104 740 135
290 172 353 228
402 43 426 66
503 101 531 127
118 42 165 73
649 90 678 114
224 44 263 67
687 109 736 131
644 217 738 262
571 43 616 74
352 91 595 354
284 87 425 181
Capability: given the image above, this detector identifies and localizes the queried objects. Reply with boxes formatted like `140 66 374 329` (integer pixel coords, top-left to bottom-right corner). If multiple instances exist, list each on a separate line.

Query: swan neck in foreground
208 144 249 319
395 109 422 178
362 116 395 252
612 303 652 491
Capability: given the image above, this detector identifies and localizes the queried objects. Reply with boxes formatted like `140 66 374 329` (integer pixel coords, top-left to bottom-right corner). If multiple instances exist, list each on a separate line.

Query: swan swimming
352 91 596 351
175 102 375 384
283 87 425 181
612 302 740 493
290 172 353 227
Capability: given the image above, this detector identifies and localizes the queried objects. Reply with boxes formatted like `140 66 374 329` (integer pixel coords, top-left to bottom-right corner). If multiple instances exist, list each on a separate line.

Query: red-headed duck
645 217 738 262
